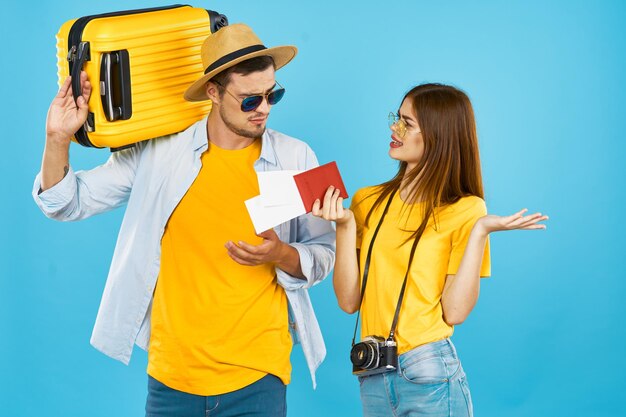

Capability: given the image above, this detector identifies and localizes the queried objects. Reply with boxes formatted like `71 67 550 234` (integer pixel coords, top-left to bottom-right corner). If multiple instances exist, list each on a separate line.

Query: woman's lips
390 135 403 148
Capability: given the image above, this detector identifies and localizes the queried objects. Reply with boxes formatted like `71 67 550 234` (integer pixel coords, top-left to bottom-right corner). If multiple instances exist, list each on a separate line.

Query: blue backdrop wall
1 1 625 416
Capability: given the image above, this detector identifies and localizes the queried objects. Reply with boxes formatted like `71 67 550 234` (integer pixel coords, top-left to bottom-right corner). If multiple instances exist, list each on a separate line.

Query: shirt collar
192 116 209 153
259 129 278 166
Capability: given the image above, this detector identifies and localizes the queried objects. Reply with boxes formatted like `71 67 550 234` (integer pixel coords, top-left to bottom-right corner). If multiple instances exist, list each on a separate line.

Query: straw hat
184 23 297 101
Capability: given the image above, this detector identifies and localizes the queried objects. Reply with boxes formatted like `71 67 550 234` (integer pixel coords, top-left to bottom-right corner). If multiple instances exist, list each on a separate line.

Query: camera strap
351 188 421 347
351 189 396 347
388 235 419 341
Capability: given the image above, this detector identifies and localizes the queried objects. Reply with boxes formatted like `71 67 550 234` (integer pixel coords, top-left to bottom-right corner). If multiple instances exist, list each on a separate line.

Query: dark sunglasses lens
268 88 285 105
241 96 263 112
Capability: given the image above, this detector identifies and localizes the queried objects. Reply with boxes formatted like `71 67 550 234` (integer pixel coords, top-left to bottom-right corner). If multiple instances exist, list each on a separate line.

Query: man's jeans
145 374 286 417
358 338 473 417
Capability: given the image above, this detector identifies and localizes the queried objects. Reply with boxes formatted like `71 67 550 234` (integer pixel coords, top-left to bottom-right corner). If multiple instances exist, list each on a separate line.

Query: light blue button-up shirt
32 117 336 388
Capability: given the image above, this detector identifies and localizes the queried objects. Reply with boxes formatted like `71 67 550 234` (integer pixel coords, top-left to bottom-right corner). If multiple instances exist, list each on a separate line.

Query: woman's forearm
333 219 361 313
441 224 488 325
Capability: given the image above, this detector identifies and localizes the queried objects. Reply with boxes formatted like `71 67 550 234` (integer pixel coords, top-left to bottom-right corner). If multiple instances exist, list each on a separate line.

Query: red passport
293 161 349 213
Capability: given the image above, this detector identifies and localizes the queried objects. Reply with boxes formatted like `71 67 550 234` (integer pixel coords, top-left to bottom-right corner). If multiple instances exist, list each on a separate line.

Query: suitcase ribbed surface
56 6 216 148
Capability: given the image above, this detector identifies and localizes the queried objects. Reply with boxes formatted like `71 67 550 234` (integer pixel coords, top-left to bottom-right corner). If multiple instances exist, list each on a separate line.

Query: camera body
350 336 398 376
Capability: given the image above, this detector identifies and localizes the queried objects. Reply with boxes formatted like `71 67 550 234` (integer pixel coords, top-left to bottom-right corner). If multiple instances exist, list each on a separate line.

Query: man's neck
207 111 257 150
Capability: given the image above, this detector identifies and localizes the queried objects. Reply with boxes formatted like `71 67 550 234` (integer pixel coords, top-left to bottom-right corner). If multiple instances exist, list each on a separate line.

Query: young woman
312 83 548 416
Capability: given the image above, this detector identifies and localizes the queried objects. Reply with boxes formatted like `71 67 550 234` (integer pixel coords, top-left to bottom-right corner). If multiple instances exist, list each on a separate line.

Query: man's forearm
40 136 70 192
276 243 304 279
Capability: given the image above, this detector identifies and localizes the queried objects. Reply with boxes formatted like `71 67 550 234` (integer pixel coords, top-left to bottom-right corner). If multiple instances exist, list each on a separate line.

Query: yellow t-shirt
148 139 292 395
351 186 491 354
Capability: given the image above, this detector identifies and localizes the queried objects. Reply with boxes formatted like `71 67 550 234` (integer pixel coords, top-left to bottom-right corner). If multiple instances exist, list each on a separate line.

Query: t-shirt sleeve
447 197 491 277
349 188 370 250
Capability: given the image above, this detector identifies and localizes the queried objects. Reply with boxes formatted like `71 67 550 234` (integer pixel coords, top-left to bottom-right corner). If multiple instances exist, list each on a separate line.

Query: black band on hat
204 45 268 75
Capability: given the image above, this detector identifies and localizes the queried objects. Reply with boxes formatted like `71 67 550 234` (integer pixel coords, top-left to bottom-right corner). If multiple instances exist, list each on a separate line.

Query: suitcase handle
69 41 89 101
100 50 133 122
68 41 96 144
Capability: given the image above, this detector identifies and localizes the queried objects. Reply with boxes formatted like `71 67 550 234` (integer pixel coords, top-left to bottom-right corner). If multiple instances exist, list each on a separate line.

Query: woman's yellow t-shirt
351 186 491 354
148 139 292 395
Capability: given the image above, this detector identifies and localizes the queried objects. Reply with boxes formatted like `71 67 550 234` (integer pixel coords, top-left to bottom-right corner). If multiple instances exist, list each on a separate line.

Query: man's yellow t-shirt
148 139 292 395
351 187 491 354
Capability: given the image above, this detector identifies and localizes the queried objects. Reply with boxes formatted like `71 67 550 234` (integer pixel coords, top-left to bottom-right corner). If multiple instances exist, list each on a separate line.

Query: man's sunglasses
214 80 286 112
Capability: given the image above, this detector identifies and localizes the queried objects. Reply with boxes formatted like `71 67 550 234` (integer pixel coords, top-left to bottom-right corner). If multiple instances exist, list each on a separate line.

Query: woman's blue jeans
145 373 286 417
358 338 473 417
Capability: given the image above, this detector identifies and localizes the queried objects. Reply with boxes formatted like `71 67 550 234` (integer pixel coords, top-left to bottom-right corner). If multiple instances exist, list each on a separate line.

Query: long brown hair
363 83 484 241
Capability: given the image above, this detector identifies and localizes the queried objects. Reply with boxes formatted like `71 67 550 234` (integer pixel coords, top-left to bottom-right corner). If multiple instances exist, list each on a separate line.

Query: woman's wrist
471 218 491 238
335 210 355 227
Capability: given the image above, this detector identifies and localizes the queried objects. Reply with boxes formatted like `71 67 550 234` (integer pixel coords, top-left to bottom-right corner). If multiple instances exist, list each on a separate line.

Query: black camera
350 336 398 376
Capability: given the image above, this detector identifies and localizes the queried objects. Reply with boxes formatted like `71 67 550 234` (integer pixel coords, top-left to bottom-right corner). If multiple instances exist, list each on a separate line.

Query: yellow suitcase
56 5 228 150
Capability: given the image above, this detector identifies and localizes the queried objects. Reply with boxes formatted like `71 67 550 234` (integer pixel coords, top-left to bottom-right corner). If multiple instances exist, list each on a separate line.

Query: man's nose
255 96 271 114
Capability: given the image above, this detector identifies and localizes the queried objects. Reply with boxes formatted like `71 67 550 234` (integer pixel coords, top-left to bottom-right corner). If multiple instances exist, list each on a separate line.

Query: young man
33 23 335 416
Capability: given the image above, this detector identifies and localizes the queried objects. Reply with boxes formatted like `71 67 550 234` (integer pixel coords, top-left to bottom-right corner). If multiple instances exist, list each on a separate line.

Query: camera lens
350 342 378 370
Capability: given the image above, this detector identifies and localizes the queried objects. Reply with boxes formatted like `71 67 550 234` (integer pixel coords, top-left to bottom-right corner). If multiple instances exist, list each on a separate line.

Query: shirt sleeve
349 188 369 250
32 143 143 221
275 143 336 290
447 197 491 277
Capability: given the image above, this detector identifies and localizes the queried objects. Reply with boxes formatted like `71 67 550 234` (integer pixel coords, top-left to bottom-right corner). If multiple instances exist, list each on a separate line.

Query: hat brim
183 45 298 102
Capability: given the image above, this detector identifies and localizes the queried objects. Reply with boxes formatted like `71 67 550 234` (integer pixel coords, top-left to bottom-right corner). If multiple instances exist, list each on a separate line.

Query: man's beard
219 104 265 139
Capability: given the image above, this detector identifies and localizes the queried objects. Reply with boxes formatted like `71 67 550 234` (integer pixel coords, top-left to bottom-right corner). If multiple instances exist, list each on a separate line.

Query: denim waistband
399 338 458 365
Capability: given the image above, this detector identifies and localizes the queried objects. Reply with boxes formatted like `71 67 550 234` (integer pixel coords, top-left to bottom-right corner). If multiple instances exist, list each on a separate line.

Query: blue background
1 1 625 416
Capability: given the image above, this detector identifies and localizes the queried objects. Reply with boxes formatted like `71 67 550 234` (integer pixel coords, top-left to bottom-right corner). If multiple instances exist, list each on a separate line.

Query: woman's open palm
478 209 548 234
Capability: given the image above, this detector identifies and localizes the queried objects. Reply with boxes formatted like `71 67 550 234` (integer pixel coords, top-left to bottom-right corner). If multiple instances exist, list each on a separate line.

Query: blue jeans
358 338 473 417
145 374 286 417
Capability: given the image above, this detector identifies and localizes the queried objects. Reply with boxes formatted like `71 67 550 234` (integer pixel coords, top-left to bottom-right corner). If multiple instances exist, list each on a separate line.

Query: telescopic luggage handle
68 41 132 123
100 50 132 122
